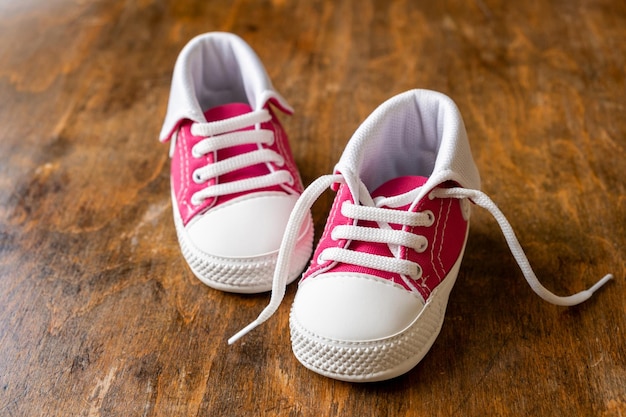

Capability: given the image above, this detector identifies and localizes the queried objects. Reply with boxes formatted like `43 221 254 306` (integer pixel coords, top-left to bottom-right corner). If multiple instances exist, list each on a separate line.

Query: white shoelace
228 174 613 344
430 187 614 306
187 109 294 206
319 201 433 279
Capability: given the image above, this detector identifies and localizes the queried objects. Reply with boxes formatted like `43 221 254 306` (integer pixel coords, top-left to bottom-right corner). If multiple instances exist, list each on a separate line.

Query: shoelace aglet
566 273 614 306
589 273 614 294
537 273 614 307
228 320 261 345
438 187 615 306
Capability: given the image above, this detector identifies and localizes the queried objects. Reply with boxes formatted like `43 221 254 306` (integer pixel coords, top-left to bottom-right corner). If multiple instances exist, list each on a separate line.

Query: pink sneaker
160 33 313 293
229 90 612 381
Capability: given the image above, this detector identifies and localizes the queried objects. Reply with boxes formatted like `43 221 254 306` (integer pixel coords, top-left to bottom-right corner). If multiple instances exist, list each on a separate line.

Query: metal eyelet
192 170 203 184
423 210 435 227
414 264 423 279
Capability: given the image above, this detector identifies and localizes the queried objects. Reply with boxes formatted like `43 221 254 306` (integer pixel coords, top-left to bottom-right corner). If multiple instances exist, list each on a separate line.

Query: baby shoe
229 89 612 381
159 32 313 293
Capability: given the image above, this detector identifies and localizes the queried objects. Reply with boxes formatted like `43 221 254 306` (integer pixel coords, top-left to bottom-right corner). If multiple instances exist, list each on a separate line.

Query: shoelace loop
188 109 293 205
228 175 614 344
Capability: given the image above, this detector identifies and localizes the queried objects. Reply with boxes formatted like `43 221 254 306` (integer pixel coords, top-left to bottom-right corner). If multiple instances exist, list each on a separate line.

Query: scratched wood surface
0 0 624 416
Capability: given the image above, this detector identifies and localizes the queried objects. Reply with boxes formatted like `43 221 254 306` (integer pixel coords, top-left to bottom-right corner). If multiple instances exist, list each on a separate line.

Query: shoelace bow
228 174 613 344
187 109 294 205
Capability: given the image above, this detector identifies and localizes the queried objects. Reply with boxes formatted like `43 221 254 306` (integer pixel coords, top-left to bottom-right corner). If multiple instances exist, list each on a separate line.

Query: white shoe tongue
371 176 429 208
203 103 253 122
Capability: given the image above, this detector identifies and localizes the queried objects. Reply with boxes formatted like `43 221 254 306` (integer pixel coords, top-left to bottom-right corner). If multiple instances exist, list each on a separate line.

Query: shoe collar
159 32 292 142
334 89 481 202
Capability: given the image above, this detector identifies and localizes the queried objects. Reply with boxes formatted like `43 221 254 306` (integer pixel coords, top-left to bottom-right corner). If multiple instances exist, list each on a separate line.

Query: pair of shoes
159 32 313 293
161 33 613 382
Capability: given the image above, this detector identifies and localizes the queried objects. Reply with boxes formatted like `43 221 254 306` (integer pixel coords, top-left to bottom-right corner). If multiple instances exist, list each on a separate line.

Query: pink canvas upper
170 102 303 225
302 175 469 302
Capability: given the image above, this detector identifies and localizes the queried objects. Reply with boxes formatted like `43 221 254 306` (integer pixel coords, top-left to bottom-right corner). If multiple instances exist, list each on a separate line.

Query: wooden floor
1 1 625 416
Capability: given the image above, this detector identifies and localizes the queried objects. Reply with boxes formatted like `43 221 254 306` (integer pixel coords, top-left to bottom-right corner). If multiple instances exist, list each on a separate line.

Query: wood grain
0 0 624 416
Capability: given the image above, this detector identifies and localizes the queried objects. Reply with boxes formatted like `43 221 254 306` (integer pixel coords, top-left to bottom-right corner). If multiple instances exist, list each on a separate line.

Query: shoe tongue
370 176 429 207
203 103 254 122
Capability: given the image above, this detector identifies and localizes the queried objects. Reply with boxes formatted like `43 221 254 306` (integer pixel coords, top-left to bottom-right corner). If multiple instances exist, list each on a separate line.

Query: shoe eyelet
417 240 428 253
423 210 435 227
192 170 203 184
413 264 423 280
191 145 202 159
286 174 295 186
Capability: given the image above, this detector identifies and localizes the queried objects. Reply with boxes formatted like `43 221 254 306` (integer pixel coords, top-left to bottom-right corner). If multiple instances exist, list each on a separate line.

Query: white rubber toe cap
186 192 298 258
292 272 425 341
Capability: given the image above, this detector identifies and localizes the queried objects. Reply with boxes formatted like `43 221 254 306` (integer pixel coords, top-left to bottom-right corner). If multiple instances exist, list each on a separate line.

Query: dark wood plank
0 0 624 416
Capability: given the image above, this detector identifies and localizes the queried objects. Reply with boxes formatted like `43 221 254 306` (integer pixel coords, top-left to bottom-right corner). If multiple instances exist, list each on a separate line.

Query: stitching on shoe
180 129 193 213
270 117 299 192
430 199 445 283
436 199 453 278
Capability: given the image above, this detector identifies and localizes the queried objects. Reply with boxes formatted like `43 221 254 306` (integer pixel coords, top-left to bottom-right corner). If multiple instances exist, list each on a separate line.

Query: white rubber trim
289 231 468 382
172 195 314 294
